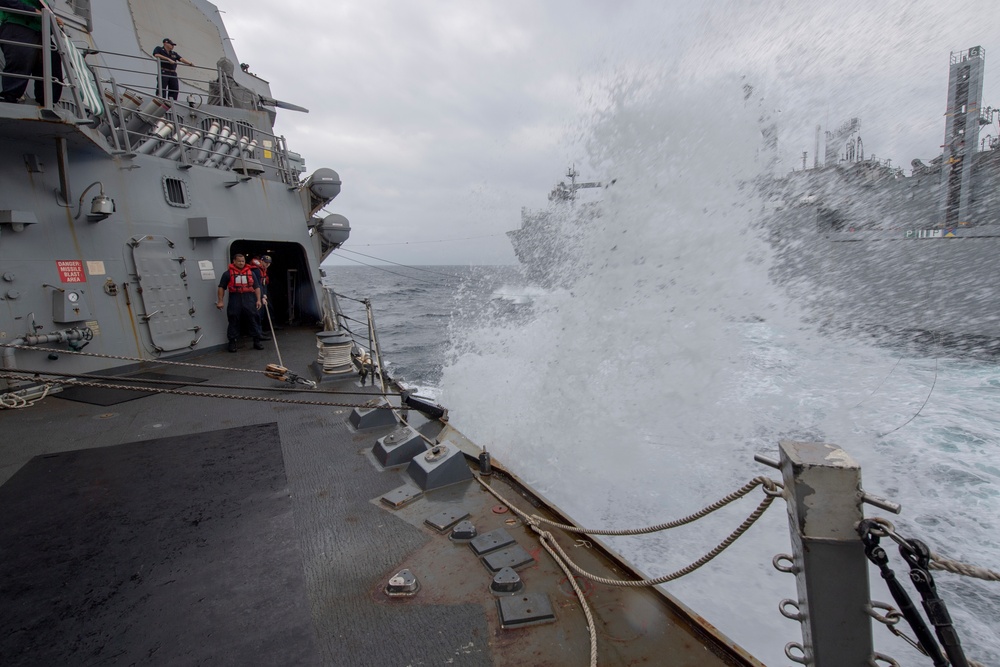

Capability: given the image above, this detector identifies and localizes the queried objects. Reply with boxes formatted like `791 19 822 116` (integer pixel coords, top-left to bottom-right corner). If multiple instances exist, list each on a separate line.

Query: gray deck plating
0 423 320 666
0 328 758 666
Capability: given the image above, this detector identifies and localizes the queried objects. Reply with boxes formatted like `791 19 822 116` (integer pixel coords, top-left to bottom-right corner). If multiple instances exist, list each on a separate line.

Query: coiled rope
0 384 52 408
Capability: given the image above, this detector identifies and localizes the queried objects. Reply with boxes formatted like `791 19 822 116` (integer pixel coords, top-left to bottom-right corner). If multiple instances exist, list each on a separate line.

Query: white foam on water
441 2 1000 664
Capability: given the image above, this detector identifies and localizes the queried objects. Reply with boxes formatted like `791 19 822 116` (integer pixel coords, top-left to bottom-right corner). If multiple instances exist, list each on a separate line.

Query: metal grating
162 177 189 208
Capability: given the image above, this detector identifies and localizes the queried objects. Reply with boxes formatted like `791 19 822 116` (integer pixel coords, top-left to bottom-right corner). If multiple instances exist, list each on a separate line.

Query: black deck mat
0 423 320 666
54 370 208 406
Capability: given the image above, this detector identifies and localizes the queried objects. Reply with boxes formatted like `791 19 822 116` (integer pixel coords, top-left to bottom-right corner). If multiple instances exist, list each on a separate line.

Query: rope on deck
473 474 783 667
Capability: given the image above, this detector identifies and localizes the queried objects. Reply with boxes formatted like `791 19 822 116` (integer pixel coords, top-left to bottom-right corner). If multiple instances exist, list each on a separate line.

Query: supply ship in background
0 1 760 664
509 47 1000 348
764 45 1000 348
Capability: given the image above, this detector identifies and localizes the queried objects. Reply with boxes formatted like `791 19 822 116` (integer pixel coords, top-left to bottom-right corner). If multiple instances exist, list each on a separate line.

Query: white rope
474 476 598 667
0 384 52 409
472 475 782 665
930 553 1000 582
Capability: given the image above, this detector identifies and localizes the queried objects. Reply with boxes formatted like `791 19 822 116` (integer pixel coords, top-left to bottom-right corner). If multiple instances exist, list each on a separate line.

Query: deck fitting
385 569 419 597
348 397 397 430
469 528 515 556
450 520 478 542
482 545 534 573
405 442 473 491
380 484 423 508
424 508 470 533
496 594 555 629
490 567 523 595
373 425 427 467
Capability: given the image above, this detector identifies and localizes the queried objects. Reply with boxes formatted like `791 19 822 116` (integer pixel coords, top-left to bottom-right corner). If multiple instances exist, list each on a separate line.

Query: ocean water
326 262 1000 666
323 6 1000 660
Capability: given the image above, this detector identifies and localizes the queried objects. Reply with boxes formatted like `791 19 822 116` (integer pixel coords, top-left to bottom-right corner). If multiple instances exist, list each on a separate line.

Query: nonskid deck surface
0 327 756 665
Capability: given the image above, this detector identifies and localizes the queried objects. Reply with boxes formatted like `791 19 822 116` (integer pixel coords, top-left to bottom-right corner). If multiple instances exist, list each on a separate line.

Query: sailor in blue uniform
152 37 192 100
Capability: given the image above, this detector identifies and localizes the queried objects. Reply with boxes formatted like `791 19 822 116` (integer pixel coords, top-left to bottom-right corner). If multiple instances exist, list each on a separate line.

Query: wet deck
0 328 760 665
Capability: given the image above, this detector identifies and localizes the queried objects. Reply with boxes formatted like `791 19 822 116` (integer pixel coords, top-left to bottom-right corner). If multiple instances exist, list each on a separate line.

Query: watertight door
130 235 197 352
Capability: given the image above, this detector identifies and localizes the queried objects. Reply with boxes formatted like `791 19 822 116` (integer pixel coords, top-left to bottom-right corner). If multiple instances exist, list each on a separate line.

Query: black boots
228 339 238 353
253 339 265 350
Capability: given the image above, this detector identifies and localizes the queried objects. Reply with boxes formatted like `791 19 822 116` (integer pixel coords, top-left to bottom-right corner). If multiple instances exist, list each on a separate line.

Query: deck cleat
348 396 397 430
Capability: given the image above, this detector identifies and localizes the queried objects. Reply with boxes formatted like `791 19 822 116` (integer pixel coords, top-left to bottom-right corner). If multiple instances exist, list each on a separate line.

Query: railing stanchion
780 441 874 666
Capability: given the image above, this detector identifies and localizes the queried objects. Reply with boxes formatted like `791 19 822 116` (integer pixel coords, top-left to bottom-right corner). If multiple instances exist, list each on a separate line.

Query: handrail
0 7 95 120
93 76 298 184
0 7 53 110
0 8 300 185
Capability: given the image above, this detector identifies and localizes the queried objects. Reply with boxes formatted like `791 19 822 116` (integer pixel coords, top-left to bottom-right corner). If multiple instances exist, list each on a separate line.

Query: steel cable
0 372 395 409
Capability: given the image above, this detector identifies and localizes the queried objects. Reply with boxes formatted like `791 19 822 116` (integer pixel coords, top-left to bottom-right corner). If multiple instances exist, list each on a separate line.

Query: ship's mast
548 165 601 202
941 46 986 225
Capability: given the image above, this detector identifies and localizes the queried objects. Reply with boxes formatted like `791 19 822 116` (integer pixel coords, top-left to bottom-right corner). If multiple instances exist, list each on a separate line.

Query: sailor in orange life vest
216 253 264 352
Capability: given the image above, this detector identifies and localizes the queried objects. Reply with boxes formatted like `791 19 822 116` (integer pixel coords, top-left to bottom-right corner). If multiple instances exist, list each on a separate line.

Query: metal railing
0 6 80 113
0 6 303 185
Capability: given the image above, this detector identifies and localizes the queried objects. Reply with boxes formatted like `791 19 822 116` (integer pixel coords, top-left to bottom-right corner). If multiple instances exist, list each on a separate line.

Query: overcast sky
210 0 1000 267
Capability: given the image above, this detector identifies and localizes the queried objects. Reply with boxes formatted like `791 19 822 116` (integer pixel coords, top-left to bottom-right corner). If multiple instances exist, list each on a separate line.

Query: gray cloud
212 0 1000 266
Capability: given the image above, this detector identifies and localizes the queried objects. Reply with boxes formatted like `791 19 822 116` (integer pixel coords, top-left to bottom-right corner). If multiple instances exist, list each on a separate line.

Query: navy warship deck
0 327 759 666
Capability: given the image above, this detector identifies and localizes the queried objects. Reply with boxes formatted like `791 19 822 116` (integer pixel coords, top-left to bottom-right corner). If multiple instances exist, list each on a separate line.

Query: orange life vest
251 258 269 286
227 264 256 294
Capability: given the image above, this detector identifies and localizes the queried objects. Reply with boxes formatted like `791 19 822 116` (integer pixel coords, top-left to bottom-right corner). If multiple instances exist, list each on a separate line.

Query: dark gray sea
325 264 526 391
322 262 1000 666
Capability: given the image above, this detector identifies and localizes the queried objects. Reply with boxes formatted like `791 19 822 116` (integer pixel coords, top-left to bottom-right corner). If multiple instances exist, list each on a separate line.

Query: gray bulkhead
0 0 339 379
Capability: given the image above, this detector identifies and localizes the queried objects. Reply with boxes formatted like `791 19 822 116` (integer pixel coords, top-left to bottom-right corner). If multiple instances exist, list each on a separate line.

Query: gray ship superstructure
0 0 349 379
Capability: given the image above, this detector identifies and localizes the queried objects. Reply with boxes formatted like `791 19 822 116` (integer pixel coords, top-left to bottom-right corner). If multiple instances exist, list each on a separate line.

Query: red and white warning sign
56 260 86 283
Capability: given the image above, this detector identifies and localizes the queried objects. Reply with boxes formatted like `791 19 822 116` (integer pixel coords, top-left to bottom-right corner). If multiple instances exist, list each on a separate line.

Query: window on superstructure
163 177 190 208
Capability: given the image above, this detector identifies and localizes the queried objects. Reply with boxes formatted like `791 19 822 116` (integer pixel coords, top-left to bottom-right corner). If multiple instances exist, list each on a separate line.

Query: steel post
779 440 873 666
